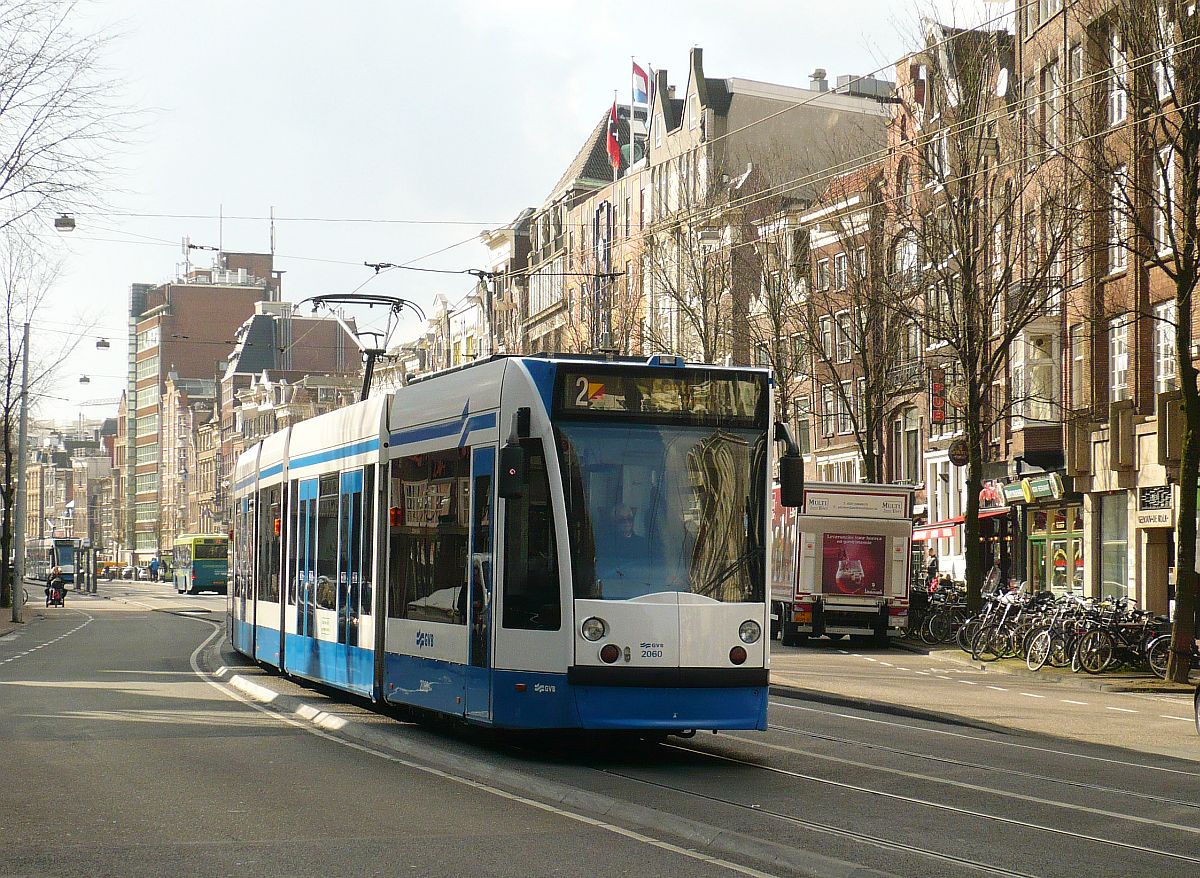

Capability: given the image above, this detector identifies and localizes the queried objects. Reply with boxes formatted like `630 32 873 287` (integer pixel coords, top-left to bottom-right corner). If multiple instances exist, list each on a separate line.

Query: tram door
296 478 319 638
464 447 495 722
337 470 363 647
233 495 255 655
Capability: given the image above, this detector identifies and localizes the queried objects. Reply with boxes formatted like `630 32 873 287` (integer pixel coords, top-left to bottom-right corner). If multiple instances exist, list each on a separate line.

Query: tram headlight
738 620 762 644
581 617 607 642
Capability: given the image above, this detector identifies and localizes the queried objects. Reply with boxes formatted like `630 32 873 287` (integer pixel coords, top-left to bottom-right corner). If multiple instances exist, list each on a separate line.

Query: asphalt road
1 582 1197 878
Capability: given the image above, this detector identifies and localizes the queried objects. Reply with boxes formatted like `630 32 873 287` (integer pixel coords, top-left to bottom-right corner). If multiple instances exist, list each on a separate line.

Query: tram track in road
769 700 1200 778
591 761 1042 878
762 724 1200 812
631 738 1200 870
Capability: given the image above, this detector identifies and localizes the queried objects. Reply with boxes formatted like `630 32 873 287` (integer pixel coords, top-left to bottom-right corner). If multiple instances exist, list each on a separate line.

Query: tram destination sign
557 367 766 426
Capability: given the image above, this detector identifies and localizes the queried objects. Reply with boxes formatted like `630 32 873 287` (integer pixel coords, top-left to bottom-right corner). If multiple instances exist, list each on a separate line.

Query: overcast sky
36 0 1006 423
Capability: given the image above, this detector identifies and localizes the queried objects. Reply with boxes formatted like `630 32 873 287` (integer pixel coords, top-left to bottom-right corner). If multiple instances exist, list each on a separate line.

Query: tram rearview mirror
499 442 526 499
774 421 805 508
779 455 805 508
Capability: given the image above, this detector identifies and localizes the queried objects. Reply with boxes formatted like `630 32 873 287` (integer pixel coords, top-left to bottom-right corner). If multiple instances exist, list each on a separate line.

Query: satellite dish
996 67 1009 98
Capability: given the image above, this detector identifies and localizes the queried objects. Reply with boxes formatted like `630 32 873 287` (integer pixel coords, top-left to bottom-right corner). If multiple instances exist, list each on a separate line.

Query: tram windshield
556 421 767 603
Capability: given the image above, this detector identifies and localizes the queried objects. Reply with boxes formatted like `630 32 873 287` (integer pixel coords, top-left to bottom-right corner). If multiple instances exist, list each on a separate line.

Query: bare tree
1067 0 1200 682
0 0 125 232
893 20 1078 610
789 169 924 483
0 233 85 607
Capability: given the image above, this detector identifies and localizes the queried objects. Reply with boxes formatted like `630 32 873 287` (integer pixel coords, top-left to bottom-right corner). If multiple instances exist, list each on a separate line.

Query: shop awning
912 507 1010 541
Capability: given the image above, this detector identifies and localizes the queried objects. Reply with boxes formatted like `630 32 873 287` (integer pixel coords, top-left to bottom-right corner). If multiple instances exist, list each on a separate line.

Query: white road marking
987 686 1008 691
1106 707 1138 714
958 680 977 686
192 626 779 877
1020 693 1044 699
1061 700 1089 706
1160 715 1192 722
936 675 952 680
914 671 929 675
837 650 850 655
878 662 893 667
770 701 1200 777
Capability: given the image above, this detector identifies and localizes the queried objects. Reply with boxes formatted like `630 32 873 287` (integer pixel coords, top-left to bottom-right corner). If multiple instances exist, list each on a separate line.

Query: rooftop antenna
218 202 223 255
270 205 275 257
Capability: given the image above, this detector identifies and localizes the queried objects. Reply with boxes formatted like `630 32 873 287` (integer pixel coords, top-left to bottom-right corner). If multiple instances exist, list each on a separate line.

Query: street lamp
53 213 75 232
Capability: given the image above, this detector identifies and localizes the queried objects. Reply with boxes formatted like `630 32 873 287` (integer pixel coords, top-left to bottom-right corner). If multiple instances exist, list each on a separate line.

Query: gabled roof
543 106 631 204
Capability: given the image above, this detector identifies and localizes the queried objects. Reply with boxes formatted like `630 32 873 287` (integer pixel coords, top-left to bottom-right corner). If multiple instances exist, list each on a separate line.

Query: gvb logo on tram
228 354 805 733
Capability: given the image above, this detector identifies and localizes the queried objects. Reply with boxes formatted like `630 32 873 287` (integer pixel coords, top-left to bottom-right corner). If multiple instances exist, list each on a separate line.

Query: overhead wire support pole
11 322 29 622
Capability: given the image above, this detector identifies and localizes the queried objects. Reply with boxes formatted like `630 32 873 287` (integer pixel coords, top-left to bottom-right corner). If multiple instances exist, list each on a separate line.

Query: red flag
606 101 620 171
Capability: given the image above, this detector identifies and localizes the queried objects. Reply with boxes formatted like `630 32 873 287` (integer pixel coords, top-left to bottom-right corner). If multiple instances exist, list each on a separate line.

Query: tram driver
594 504 653 596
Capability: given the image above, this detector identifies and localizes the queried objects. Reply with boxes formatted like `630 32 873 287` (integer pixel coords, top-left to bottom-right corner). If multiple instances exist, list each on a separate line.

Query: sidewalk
914 640 1196 694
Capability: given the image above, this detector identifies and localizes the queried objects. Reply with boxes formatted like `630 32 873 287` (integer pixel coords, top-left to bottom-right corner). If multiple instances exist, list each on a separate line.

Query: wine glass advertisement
821 533 886 597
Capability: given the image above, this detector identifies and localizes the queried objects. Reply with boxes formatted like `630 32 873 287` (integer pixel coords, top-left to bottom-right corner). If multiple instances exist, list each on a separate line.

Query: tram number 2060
415 630 435 649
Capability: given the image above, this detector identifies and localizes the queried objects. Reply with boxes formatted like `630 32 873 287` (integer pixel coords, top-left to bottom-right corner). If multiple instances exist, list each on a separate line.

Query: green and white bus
172 534 229 594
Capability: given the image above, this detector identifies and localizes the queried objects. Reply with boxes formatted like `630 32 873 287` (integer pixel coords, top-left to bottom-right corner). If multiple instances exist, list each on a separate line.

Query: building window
135 443 158 466
890 407 922 485
1156 5 1174 99
1155 147 1175 254
793 397 812 456
837 380 853 434
1099 492 1128 599
819 315 834 360
821 385 836 437
835 310 853 363
1108 315 1129 403
1109 165 1128 273
135 356 159 381
1041 60 1060 149
833 252 847 290
689 94 700 129
134 473 158 494
754 344 770 367
135 326 160 350
1069 323 1086 410
816 258 830 291
135 413 159 438
1153 300 1178 399
1109 32 1127 127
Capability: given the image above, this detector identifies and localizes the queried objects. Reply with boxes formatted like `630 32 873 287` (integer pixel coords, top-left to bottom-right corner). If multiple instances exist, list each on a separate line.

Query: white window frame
1108 315 1129 403
819 315 834 360
821 384 836 437
833 252 847 290
1110 165 1128 273
837 380 854 435
1069 323 1086 410
1109 33 1128 127
816 258 830 291
1155 147 1175 254
835 310 853 363
1153 300 1178 398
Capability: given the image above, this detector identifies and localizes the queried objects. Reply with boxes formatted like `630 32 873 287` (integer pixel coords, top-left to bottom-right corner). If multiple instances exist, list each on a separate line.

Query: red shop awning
912 506 1010 541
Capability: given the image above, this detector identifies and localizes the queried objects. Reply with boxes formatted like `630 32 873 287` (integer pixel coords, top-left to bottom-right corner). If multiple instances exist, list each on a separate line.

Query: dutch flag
633 61 650 105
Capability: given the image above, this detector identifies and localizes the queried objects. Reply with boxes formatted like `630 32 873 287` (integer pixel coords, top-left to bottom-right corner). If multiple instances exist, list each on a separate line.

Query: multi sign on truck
772 483 913 646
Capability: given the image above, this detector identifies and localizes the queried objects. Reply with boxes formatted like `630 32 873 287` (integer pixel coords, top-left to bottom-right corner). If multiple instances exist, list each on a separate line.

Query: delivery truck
772 482 913 646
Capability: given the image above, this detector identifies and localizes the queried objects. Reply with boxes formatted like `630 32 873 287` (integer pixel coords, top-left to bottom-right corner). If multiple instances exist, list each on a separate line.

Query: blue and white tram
230 354 803 731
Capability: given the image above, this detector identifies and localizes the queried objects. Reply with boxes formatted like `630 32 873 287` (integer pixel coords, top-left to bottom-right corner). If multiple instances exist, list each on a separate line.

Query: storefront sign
1136 485 1173 528
948 439 969 467
804 489 909 520
930 369 946 426
1001 482 1030 504
1023 473 1063 501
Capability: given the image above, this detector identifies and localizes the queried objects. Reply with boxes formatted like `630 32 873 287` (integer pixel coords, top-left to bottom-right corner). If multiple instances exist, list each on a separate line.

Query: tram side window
258 485 282 603
502 439 560 631
386 448 470 624
287 480 299 606
315 474 339 610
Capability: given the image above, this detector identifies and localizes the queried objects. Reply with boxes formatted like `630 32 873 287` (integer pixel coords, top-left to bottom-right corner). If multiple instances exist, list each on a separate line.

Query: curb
200 638 900 878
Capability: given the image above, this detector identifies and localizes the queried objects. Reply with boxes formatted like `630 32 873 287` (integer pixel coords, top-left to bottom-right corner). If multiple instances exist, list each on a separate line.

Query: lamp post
11 322 29 623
